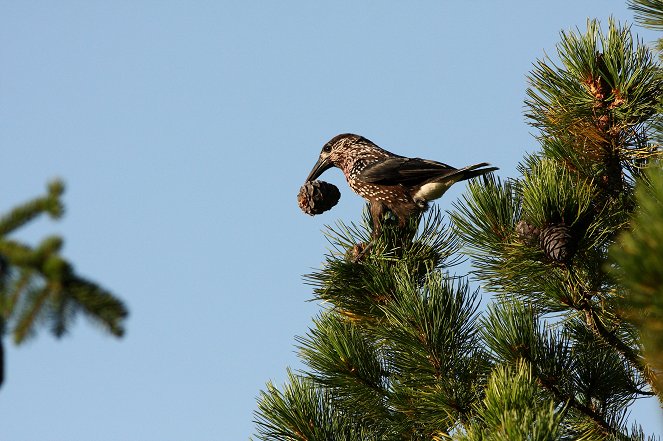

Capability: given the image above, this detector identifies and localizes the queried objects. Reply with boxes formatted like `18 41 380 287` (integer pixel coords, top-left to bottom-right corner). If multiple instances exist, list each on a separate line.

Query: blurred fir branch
0 181 127 389
629 0 663 33
628 0 663 151
609 167 663 393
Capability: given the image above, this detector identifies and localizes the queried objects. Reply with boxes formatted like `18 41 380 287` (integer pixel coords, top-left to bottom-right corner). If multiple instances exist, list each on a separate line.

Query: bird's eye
322 145 332 153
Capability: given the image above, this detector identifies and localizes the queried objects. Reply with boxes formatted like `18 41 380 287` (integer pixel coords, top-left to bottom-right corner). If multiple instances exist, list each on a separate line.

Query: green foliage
451 174 520 256
521 157 588 224
254 370 381 441
527 19 660 137
457 361 565 441
0 181 127 388
630 0 663 30
450 175 531 296
0 180 64 237
256 210 486 439
526 19 661 192
381 273 487 433
453 152 638 315
306 207 460 320
450 17 662 439
610 167 663 392
255 15 663 441
629 0 663 54
296 312 390 424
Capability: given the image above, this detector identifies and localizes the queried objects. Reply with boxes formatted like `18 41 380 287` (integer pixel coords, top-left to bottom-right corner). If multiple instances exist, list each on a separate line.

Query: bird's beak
305 156 333 182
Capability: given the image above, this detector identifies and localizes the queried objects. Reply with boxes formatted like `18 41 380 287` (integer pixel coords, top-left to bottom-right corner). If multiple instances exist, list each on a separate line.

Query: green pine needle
609 166 663 392
254 370 383 441
0 182 127 349
629 0 663 31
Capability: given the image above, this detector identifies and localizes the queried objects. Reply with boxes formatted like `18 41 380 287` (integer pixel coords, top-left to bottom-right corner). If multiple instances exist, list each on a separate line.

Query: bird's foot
348 241 373 263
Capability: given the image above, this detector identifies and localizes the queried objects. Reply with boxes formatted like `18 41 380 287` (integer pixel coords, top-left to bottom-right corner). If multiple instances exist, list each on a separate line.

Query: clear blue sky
1 1 660 440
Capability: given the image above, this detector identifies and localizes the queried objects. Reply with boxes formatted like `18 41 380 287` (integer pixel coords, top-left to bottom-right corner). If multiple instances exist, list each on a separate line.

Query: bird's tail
445 162 498 183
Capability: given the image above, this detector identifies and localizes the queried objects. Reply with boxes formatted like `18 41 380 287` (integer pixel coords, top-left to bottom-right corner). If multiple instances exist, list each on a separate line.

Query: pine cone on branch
540 223 573 263
515 220 541 245
297 180 341 215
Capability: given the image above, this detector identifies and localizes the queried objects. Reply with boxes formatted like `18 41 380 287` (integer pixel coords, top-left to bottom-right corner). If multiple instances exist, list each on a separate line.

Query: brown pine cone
515 220 541 245
298 180 341 215
540 223 573 263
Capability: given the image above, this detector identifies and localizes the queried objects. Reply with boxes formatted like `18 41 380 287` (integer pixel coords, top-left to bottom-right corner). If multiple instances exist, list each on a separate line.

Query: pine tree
0 180 128 389
254 7 663 441
614 1 663 396
450 13 662 438
256 210 487 439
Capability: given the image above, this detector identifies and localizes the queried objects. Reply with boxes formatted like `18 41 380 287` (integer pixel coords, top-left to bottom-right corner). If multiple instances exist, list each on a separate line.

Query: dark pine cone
540 223 573 263
298 180 341 215
515 220 541 245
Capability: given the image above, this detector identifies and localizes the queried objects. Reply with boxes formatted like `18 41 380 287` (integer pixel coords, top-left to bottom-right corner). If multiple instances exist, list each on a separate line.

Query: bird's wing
358 157 457 186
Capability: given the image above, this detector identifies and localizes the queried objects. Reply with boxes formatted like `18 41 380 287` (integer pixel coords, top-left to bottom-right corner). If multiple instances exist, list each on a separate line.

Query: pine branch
63 275 128 337
0 318 4 388
254 370 385 441
629 0 663 31
455 361 565 441
535 371 627 439
581 303 658 398
0 180 64 236
609 167 663 397
0 181 127 359
526 19 663 193
1 269 30 320
12 286 50 344
307 207 460 321
296 312 391 425
379 273 487 433
481 300 642 438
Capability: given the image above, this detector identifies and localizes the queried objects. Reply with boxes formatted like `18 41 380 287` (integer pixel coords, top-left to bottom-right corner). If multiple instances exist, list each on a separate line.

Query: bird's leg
348 203 386 263
369 202 388 239
351 203 423 262
349 241 373 263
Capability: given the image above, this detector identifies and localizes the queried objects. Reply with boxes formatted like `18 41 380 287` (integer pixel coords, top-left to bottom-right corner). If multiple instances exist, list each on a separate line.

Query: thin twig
535 370 626 439
584 305 661 400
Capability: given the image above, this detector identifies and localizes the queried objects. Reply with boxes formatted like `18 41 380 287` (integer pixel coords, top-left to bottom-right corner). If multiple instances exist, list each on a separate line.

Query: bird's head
305 133 372 182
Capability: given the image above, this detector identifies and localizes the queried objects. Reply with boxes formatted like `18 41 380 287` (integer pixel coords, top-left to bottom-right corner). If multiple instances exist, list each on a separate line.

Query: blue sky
1 1 660 440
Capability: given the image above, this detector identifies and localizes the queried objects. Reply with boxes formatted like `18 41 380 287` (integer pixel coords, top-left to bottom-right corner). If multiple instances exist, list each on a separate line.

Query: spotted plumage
305 133 498 235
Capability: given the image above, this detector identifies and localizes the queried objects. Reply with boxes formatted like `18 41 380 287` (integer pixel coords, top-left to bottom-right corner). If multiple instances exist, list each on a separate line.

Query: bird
305 133 498 236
